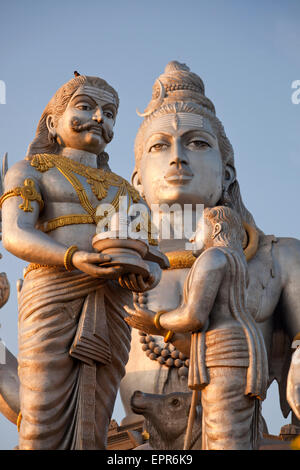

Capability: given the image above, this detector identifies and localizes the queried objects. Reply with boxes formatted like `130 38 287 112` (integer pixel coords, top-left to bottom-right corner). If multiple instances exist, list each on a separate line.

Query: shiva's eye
186 140 211 150
149 143 169 152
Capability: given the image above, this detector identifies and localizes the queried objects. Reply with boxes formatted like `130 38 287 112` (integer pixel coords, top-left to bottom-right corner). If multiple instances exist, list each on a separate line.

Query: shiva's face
135 113 224 208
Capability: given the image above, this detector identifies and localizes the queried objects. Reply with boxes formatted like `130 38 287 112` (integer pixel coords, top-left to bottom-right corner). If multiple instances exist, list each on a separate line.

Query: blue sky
0 0 299 449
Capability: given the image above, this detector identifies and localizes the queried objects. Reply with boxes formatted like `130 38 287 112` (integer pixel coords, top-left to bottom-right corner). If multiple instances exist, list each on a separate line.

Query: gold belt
37 214 95 233
24 263 62 278
37 213 158 247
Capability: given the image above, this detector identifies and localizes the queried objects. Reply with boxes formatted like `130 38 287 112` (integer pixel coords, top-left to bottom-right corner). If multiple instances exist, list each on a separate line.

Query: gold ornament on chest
28 153 151 240
29 153 139 202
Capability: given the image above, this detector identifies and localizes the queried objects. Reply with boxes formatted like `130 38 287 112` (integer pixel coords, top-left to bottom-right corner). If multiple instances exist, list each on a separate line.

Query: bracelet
64 245 78 272
164 330 174 343
17 411 22 433
154 310 167 330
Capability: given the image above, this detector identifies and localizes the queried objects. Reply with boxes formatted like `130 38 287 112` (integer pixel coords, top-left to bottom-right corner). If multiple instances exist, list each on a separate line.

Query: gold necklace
164 223 259 270
30 153 140 203
30 153 140 223
28 153 159 245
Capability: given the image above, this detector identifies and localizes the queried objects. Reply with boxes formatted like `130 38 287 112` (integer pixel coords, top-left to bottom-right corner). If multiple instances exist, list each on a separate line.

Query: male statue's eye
104 111 114 119
76 104 92 111
149 143 168 152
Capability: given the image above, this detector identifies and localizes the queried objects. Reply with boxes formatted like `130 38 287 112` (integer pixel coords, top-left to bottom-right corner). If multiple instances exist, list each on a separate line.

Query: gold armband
0 178 44 212
164 330 174 343
64 245 78 272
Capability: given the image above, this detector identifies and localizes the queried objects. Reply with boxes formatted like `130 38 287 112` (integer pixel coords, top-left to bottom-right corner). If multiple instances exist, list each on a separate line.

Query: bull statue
131 390 202 450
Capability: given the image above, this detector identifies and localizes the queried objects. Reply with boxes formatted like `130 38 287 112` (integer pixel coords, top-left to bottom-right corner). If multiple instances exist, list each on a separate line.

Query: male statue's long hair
26 75 119 167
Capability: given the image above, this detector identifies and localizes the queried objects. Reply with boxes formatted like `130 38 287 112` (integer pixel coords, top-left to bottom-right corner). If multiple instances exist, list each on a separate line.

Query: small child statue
126 205 268 450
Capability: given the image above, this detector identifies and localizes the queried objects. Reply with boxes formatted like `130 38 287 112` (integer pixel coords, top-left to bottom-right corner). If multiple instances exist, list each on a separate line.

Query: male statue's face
51 85 117 155
137 113 223 207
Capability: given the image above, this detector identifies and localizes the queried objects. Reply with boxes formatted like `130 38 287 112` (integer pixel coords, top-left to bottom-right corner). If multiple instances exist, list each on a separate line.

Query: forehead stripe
72 86 117 106
143 113 208 140
176 113 204 127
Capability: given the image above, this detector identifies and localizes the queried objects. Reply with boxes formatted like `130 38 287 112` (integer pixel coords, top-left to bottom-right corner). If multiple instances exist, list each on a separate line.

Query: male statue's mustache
70 119 114 143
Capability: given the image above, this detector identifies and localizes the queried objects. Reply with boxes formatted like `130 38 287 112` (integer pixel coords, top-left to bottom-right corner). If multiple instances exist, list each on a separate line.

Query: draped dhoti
202 327 260 450
201 367 259 450
17 267 131 450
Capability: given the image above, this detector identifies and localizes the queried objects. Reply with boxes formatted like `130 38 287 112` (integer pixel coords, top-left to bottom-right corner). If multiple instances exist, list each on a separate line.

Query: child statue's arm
159 249 227 333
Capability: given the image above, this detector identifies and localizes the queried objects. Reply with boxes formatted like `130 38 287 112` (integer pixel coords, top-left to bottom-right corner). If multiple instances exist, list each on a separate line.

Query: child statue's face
190 217 214 256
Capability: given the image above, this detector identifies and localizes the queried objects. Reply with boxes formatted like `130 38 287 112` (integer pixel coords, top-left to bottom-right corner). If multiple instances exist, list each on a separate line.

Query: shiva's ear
223 165 236 193
131 168 145 200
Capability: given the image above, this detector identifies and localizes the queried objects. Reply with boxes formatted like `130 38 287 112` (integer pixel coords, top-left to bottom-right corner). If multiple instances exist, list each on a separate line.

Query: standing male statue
120 61 300 432
126 205 268 449
0 74 160 449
